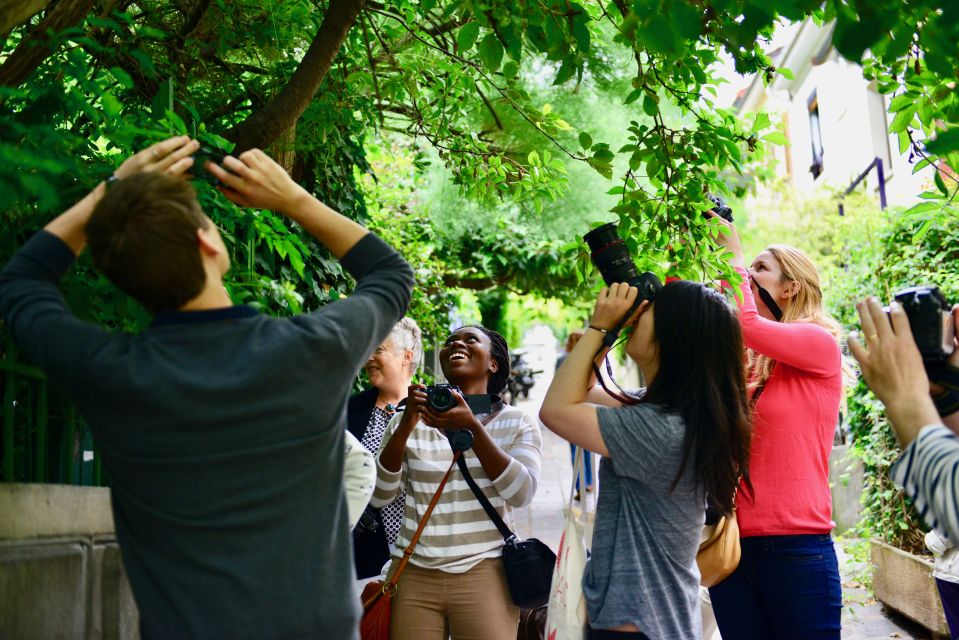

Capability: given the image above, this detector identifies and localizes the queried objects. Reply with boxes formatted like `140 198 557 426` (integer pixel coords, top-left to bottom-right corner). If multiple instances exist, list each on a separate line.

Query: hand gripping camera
890 286 955 362
582 222 663 345
423 384 492 452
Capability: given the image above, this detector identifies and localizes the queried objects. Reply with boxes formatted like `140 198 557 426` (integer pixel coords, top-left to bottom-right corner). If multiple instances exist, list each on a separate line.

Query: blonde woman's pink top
732 267 842 537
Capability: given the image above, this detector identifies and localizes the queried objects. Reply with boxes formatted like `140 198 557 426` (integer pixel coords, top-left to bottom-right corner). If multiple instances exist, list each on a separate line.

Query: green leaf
624 88 642 105
642 93 659 117
925 128 959 156
478 34 504 72
457 22 480 50
889 106 916 134
579 132 593 149
762 131 789 146
888 94 915 113
935 170 949 196
502 61 519 80
553 57 576 85
775 67 795 80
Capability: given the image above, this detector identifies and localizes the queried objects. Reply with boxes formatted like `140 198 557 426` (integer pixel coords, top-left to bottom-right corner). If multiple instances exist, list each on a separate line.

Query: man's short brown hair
87 173 210 313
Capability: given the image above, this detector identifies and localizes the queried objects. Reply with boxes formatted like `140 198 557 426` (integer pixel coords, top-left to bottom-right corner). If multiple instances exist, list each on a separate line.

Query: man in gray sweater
0 136 414 639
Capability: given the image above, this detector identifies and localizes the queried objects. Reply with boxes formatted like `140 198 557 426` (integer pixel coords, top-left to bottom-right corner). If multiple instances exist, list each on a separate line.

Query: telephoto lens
583 222 640 286
583 222 663 306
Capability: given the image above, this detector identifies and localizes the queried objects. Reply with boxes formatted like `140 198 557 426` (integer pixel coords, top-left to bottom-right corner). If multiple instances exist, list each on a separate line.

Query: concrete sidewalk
511 382 934 639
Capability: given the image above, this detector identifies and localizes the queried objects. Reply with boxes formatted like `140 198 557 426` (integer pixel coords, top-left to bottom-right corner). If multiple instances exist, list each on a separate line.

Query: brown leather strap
383 450 462 594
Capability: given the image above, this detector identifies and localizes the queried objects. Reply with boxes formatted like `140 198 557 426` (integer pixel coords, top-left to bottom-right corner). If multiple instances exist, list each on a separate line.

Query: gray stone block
0 541 87 640
98 543 139 640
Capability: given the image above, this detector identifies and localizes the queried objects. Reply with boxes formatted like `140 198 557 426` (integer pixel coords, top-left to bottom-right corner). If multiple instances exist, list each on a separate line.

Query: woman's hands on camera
590 283 647 331
706 210 746 269
398 384 429 432
421 391 482 433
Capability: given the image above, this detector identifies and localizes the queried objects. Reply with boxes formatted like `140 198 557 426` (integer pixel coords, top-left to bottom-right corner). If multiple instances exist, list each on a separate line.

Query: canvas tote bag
544 446 596 640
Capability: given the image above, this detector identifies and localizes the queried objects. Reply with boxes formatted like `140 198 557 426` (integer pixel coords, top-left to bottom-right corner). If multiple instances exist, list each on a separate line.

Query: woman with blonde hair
709 214 849 640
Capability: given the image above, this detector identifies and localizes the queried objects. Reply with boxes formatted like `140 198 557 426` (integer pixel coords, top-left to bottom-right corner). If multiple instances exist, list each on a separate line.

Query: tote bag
544 447 595 640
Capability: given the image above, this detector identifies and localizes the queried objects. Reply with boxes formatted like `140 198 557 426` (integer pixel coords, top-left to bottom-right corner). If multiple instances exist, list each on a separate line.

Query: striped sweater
371 406 542 572
891 423 959 543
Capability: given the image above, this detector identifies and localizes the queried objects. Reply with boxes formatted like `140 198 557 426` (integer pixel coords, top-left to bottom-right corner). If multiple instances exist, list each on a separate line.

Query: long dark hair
640 281 751 514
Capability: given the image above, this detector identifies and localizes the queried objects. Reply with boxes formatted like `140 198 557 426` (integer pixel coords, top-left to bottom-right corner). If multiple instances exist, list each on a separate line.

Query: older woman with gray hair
347 317 423 578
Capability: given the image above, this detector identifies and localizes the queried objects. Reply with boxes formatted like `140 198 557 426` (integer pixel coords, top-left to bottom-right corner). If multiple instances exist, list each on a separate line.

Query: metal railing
838 156 888 216
0 331 104 486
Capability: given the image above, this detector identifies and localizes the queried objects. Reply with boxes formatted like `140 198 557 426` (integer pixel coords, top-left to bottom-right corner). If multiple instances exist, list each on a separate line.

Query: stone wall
0 484 139 640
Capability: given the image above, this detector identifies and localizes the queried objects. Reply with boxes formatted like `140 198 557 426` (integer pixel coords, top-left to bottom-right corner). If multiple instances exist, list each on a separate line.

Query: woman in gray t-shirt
540 280 751 640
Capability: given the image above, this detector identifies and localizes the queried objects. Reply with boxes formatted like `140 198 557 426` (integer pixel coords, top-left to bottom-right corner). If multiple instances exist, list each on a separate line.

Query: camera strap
928 361 959 392
754 284 783 321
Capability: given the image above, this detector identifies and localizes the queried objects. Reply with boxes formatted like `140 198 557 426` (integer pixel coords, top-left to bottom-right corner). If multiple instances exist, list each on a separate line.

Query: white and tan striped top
371 406 542 573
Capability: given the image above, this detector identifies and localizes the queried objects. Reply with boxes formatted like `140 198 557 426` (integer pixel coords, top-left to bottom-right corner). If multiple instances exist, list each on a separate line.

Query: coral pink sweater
733 267 842 537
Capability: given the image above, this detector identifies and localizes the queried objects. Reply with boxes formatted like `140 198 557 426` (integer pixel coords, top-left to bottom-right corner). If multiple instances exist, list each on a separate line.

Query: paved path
511 376 935 639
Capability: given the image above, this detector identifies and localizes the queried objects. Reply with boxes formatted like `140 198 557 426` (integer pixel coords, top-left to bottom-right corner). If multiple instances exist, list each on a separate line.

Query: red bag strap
377 450 462 598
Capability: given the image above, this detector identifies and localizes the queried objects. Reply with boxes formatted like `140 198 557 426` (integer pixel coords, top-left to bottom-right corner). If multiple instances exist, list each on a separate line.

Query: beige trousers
390 558 520 640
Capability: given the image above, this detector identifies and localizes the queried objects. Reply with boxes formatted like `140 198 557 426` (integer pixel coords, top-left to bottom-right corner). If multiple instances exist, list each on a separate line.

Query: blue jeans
569 444 593 490
709 534 842 640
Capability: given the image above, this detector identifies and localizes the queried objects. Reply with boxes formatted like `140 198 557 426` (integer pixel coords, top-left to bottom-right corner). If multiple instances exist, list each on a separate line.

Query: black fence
0 330 104 486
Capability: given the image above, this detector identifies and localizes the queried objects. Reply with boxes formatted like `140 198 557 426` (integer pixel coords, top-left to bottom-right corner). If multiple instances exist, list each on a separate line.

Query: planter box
871 539 950 638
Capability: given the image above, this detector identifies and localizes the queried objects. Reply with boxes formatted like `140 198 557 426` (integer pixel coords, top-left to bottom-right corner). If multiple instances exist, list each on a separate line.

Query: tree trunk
224 0 366 153
0 0 97 87
0 0 53 41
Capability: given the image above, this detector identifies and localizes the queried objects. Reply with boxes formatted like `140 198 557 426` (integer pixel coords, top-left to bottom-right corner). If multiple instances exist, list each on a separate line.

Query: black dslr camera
426 383 460 412
424 384 475 452
889 286 955 362
583 222 663 312
192 144 230 184
706 193 734 222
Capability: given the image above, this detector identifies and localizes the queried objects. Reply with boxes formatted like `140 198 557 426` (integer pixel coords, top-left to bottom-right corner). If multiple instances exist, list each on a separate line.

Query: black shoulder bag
456 455 556 609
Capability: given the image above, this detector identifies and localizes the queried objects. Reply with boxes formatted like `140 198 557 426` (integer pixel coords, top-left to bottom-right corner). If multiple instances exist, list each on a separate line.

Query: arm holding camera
46 136 199 255
377 384 428 474
710 212 841 377
541 284 646 457
851 297 959 542
206 150 368 258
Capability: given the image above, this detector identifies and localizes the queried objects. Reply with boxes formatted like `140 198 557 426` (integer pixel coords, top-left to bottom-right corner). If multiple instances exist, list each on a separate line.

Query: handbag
697 490 741 587
545 446 594 640
456 454 557 609
353 505 391 579
517 604 549 640
360 451 463 640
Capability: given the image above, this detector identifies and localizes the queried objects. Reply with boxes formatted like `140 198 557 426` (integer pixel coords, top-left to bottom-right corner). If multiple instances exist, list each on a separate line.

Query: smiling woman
372 325 542 640
347 318 423 579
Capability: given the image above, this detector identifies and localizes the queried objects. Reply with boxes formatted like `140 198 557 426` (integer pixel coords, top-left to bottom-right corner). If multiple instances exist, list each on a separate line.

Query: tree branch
224 0 366 152
0 0 52 42
0 0 98 87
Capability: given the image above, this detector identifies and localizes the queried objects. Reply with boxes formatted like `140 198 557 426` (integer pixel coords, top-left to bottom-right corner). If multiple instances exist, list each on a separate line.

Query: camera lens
428 386 456 412
583 222 640 286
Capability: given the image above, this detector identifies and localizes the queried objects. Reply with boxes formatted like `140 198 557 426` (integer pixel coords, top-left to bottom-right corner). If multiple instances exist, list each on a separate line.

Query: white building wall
735 20 934 210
